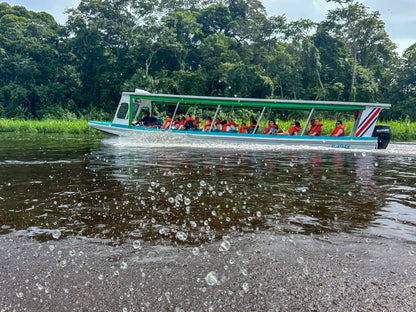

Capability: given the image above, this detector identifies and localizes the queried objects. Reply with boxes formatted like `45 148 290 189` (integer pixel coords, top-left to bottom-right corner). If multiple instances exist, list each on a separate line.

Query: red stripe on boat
355 108 380 137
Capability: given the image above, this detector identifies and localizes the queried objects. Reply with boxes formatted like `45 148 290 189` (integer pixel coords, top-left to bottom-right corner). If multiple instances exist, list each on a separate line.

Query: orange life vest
239 126 250 134
308 123 323 135
161 118 172 129
331 125 345 136
203 123 212 131
288 126 302 135
263 124 277 134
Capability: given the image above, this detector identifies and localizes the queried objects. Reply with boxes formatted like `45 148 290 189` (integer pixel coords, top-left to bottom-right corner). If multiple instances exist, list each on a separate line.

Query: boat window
116 102 129 119
132 99 141 119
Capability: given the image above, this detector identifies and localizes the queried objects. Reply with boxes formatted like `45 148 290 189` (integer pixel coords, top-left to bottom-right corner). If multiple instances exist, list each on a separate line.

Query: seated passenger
176 117 186 130
248 119 257 134
329 120 345 136
203 118 213 132
239 122 250 134
277 121 302 136
221 120 228 132
227 119 239 132
161 116 172 129
214 118 222 131
183 114 195 130
263 120 278 135
171 118 180 129
193 117 201 130
140 110 151 126
307 118 323 136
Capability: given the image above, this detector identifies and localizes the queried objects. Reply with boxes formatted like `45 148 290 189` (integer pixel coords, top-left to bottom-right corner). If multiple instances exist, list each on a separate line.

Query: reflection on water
1 134 416 244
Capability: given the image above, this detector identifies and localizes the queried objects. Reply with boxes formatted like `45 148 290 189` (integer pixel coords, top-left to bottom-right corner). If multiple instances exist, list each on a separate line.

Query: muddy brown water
1 133 416 311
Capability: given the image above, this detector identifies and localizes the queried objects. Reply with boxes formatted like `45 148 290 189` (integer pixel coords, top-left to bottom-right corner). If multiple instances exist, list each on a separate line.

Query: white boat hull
88 121 378 150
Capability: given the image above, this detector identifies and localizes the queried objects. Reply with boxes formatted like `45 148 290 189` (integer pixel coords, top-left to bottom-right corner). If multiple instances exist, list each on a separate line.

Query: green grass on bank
0 118 415 141
0 118 96 135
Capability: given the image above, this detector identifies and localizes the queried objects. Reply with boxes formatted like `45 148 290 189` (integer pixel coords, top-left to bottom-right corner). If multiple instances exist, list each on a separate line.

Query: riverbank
0 118 415 141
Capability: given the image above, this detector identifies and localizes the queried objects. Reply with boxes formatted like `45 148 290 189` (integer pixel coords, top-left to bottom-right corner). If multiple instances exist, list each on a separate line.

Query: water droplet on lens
52 230 61 239
296 257 304 264
205 271 218 286
242 282 249 292
192 247 200 255
220 240 231 251
176 231 188 241
133 240 142 250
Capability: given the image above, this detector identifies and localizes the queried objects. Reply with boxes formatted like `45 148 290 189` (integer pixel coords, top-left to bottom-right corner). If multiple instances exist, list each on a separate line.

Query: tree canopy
0 0 414 120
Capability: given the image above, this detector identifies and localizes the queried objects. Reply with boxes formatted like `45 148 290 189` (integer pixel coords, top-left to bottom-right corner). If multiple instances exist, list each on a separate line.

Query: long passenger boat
88 89 392 150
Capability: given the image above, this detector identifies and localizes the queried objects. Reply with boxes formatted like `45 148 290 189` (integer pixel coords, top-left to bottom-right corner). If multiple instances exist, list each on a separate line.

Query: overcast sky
5 0 416 54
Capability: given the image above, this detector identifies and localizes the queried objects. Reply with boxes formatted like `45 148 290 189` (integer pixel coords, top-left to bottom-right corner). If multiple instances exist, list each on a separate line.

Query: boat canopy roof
125 91 391 111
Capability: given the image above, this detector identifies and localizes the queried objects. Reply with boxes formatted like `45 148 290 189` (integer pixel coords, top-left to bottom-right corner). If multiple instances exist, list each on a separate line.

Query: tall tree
323 0 398 101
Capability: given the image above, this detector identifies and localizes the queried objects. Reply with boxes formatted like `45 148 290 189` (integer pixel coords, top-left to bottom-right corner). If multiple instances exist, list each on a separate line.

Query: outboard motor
372 125 392 149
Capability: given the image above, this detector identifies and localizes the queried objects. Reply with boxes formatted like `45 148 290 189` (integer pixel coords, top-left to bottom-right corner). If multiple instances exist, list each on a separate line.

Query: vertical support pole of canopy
209 104 221 132
301 108 314 136
262 107 272 133
169 101 180 130
128 96 134 128
254 106 266 134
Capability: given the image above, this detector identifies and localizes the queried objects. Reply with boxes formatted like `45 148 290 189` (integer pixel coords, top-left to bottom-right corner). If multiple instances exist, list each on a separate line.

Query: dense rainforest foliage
0 0 415 121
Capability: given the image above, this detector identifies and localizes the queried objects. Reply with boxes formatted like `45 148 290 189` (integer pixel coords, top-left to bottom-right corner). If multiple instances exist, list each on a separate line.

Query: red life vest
203 123 212 131
288 126 302 135
193 120 201 129
331 125 345 136
239 126 250 134
229 122 239 128
263 124 277 134
308 123 323 136
177 121 185 130
161 118 172 129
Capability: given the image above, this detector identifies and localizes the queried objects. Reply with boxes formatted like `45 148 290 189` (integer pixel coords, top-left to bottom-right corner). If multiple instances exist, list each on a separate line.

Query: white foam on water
101 133 416 156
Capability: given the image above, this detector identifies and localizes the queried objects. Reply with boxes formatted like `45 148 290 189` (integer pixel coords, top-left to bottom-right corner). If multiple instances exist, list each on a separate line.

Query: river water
1 133 416 311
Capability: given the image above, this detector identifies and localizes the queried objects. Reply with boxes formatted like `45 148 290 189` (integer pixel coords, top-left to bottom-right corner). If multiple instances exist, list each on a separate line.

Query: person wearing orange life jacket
226 118 239 132
248 119 257 134
213 118 222 131
221 119 239 132
170 117 180 129
329 120 345 137
176 117 186 130
203 117 213 132
277 121 302 136
183 114 195 130
307 118 323 136
239 122 250 134
288 121 302 135
193 117 201 130
263 120 278 135
161 116 172 129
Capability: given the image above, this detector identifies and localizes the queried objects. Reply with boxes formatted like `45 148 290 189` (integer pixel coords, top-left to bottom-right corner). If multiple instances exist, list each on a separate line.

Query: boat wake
101 134 416 156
